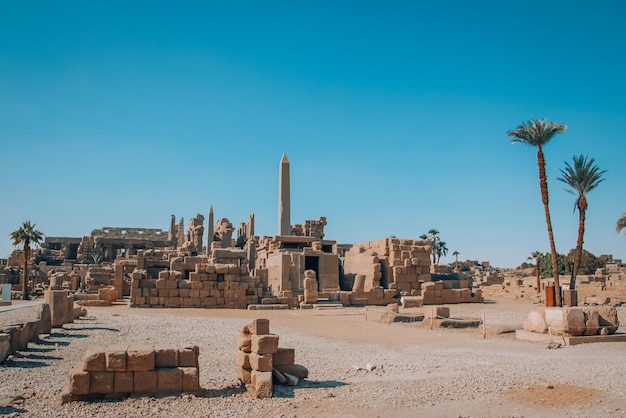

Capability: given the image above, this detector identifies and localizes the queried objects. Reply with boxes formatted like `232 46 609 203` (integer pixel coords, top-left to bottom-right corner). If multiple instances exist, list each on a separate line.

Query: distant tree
617 213 626 235
566 249 603 276
508 119 566 305
452 250 460 271
419 229 441 264
558 155 606 289
539 252 571 279
419 229 449 265
437 241 448 265
9 220 44 300
528 250 543 294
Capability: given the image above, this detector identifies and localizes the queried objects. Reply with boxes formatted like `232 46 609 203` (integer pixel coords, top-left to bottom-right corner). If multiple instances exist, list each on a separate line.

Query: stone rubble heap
236 319 308 398
63 344 200 401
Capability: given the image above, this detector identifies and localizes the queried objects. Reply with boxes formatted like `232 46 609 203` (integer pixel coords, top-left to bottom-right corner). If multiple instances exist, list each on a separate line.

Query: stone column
207 206 214 256
278 154 291 236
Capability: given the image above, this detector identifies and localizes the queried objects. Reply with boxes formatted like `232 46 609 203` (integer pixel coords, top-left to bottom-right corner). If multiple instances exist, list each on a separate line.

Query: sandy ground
2 298 626 417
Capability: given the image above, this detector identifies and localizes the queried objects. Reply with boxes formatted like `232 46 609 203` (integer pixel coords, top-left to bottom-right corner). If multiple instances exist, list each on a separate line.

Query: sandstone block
273 348 295 366
249 352 273 372
90 371 114 394
252 334 279 354
523 308 547 334
544 307 585 336
114 371 134 393
155 346 179 368
157 367 182 392
134 371 157 394
432 306 450 319
83 346 106 372
127 345 155 372
237 350 251 368
581 307 600 336
178 345 199 368
250 370 273 398
69 368 90 395
105 345 128 371
248 319 270 335
237 366 252 384
597 306 619 334
181 367 200 391
237 334 252 352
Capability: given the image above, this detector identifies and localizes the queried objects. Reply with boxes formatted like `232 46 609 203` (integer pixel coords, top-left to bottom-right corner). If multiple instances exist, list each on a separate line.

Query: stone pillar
247 240 256 270
248 213 255 238
114 260 124 299
44 290 71 327
207 206 214 256
278 154 291 236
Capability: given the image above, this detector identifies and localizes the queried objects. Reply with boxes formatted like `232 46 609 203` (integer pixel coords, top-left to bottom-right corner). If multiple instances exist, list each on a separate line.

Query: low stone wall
0 304 51 363
236 319 308 398
63 345 200 401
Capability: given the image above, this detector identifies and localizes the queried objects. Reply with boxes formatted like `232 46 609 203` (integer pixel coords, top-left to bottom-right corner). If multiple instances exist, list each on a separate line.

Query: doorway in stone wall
304 256 320 290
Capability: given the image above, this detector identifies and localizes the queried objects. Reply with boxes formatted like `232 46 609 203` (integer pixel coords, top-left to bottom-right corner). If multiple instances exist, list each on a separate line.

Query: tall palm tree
528 251 543 294
617 213 626 235
9 220 44 300
558 155 606 289
452 250 460 271
507 119 567 305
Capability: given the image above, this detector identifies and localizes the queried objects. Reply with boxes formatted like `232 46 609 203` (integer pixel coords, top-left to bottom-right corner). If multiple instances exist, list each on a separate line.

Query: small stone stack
236 319 308 398
63 345 200 401
303 270 318 304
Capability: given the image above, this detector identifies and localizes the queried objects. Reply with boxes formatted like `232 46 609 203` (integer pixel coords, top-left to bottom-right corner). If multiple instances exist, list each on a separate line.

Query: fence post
482 311 486 339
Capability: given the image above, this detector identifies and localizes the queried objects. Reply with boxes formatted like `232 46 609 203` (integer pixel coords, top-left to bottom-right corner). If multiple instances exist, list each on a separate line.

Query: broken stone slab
544 307 586 336
523 308 548 334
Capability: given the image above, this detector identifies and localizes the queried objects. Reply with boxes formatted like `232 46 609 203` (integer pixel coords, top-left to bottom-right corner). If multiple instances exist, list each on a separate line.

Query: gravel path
2 304 626 417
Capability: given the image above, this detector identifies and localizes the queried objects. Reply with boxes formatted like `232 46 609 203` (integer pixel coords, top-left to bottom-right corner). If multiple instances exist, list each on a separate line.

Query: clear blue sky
1 1 625 267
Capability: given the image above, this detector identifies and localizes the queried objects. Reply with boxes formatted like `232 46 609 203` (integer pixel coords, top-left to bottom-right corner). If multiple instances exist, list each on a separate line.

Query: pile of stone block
63 344 200 401
130 262 263 309
524 306 620 336
236 319 308 398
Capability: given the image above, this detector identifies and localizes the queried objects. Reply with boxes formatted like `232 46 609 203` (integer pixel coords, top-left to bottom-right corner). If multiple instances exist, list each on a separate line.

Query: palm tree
420 229 440 264
528 251 543 294
437 241 448 265
452 250 460 271
9 220 44 300
617 213 626 235
558 155 606 289
507 119 567 305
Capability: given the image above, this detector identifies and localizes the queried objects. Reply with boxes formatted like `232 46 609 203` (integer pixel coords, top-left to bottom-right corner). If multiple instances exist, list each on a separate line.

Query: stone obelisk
278 154 291 236
206 205 214 256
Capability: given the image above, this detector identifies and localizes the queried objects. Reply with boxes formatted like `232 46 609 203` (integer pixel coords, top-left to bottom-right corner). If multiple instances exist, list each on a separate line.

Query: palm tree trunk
22 239 30 300
537 147 561 306
535 256 541 294
572 196 587 290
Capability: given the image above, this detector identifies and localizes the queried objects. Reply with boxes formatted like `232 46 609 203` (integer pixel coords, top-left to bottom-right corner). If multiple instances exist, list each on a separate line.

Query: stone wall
0 304 52 363
130 265 263 309
63 345 200 401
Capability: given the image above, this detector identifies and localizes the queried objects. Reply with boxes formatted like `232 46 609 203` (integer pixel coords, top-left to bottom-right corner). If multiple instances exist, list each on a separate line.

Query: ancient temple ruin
2 154 483 308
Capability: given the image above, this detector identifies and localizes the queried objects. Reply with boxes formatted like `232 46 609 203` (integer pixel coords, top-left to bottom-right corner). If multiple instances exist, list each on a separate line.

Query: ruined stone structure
255 235 340 295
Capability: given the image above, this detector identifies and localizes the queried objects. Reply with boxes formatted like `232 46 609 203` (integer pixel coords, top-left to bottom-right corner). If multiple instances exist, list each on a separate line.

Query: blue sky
1 1 625 267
